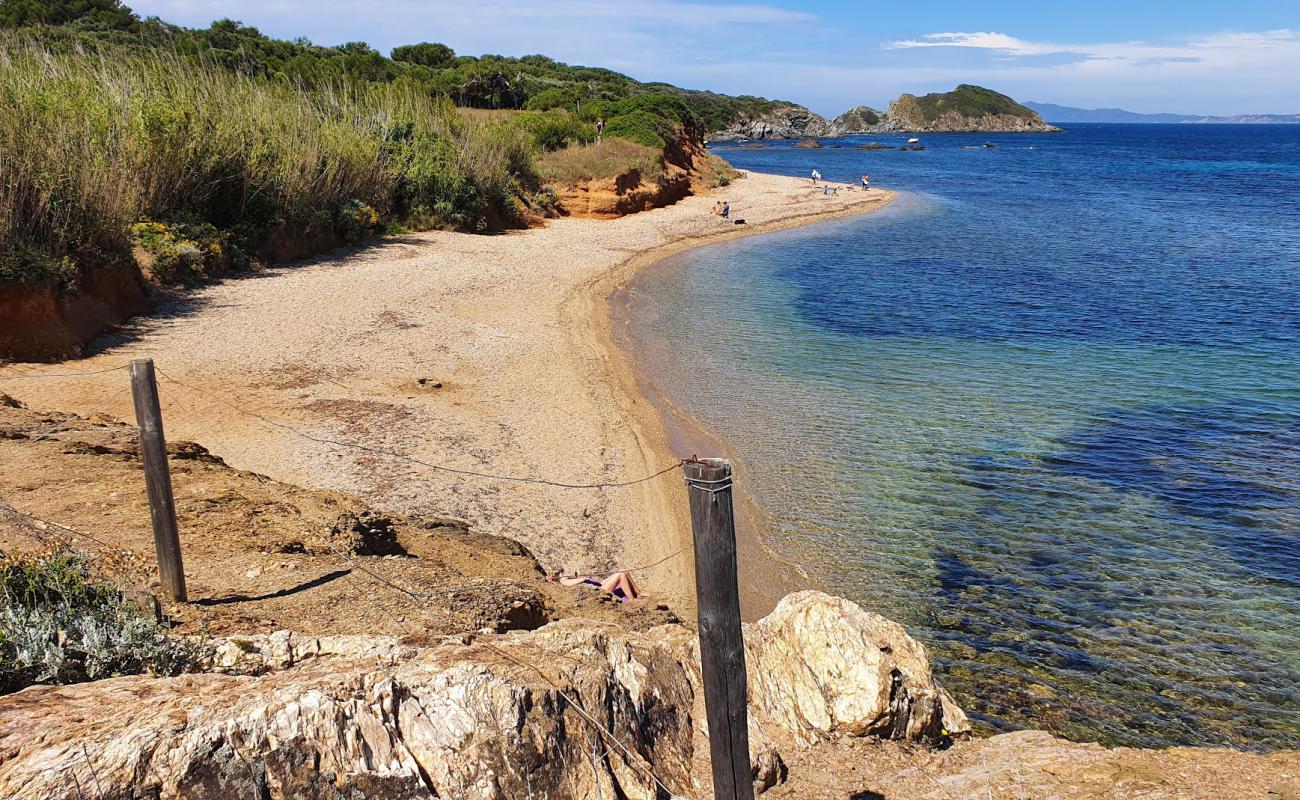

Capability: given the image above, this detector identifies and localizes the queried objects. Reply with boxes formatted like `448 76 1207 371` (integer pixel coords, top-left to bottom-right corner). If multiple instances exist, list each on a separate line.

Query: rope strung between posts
236 474 550 603
234 477 681 795
0 363 132 380
0 498 133 556
0 369 695 581
154 366 685 491
613 543 693 574
21 385 135 444
2 498 679 794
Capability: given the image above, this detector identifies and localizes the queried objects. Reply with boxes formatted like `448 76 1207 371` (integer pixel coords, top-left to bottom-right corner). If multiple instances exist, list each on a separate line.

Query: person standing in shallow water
861 173 870 190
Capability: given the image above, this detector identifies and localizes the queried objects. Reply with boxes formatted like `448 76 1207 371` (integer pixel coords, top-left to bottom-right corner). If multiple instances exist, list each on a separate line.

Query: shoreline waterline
588 178 897 617
7 170 895 624
615 127 1300 750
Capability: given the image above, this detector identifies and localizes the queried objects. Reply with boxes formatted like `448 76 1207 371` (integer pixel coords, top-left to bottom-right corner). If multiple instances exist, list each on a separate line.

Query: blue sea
625 125 1300 749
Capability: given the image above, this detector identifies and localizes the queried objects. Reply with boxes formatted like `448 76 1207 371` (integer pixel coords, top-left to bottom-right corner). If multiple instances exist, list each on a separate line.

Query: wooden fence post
129 358 186 602
684 458 754 800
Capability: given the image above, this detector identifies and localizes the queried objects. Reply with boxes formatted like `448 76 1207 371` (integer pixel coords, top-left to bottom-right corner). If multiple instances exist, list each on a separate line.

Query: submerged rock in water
0 592 965 799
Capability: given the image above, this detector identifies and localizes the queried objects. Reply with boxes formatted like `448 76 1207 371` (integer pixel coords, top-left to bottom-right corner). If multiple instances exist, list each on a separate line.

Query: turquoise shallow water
626 125 1300 749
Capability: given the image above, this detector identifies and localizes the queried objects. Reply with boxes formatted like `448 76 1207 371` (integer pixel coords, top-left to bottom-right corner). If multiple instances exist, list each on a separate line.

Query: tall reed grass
0 36 538 284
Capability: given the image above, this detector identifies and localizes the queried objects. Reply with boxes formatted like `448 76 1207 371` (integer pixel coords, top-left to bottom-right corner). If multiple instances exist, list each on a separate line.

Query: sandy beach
2 172 893 613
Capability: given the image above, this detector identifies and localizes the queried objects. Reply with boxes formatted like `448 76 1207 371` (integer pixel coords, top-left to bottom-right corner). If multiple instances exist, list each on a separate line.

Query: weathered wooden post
129 358 186 602
684 458 754 800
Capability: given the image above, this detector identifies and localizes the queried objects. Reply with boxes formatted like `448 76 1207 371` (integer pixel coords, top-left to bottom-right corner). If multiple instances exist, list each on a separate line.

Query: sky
127 1 1300 117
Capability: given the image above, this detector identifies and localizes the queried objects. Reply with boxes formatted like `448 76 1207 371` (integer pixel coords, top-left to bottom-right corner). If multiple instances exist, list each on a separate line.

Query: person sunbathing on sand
547 570 641 601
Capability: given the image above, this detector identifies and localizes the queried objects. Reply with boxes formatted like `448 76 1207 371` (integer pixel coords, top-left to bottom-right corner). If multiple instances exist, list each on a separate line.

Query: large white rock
0 592 967 799
746 591 970 746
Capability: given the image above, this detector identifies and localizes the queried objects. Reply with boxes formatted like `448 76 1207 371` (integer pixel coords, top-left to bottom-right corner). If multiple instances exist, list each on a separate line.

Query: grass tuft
536 139 665 185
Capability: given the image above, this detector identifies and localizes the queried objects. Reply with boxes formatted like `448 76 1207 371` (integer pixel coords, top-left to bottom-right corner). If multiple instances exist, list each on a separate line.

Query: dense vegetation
0 0 774 288
896 84 1039 124
1 550 200 693
0 37 539 285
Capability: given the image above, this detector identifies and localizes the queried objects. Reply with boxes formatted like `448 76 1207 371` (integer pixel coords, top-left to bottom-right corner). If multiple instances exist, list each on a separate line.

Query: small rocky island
710 84 1061 140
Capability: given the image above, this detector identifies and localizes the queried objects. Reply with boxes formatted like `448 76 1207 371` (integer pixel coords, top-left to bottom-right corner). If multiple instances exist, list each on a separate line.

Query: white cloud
887 32 1056 56
872 28 1300 113
886 28 1300 68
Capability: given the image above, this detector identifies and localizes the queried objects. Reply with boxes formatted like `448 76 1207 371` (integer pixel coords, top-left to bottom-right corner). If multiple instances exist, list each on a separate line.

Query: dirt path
1 172 893 612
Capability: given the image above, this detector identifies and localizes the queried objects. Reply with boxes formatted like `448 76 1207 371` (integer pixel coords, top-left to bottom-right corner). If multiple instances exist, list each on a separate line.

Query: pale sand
4 172 893 613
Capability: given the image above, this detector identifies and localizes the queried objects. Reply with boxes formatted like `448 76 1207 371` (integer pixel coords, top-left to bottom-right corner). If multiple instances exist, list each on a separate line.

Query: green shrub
0 550 202 694
603 111 679 148
523 86 580 112
516 111 591 152
526 186 561 217
0 0 137 30
335 199 382 242
131 220 234 286
0 247 79 287
0 15 770 297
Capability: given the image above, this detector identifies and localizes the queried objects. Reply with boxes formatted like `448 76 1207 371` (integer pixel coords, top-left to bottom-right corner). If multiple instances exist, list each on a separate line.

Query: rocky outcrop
875 85 1060 133
552 132 720 219
768 728 1300 799
746 592 968 746
708 86 1060 140
552 167 693 219
832 106 884 134
709 104 837 141
0 592 967 799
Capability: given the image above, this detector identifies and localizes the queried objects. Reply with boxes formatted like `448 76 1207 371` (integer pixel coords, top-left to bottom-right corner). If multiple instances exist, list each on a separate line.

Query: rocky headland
710 84 1061 140
2 591 1296 799
707 104 840 142
833 105 886 134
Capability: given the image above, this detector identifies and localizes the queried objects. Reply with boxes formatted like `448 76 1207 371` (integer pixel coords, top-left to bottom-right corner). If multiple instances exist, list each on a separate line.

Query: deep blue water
626 125 1300 749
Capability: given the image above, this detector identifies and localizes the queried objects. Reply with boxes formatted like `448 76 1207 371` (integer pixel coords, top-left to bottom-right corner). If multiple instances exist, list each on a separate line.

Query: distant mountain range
1025 102 1300 125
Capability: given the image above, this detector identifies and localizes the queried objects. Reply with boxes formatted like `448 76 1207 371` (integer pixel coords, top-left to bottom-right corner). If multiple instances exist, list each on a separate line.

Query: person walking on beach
861 173 870 190
811 168 821 185
596 117 605 145
721 201 730 219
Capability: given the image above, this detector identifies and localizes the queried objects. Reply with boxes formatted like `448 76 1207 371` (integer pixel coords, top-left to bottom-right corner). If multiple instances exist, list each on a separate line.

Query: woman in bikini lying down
547 570 641 601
